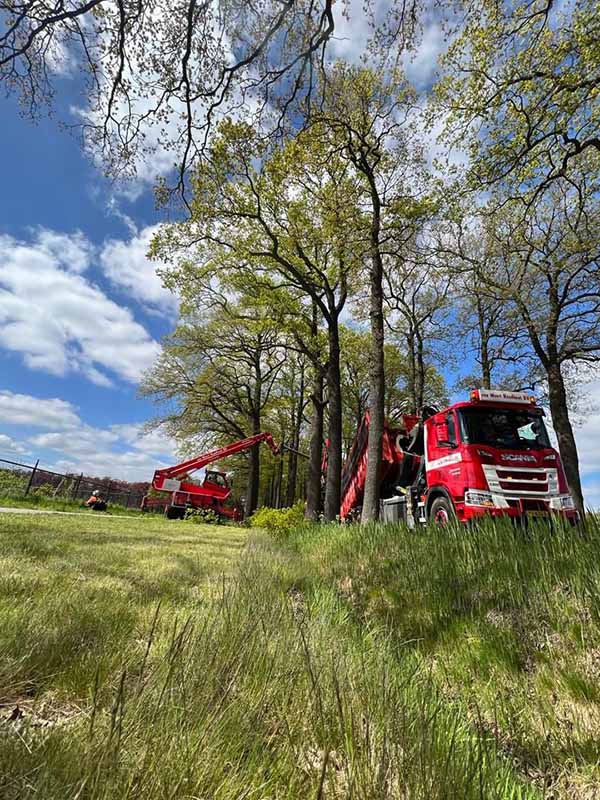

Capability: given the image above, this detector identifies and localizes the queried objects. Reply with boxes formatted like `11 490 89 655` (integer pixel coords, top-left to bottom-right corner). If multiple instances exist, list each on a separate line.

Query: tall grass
1 513 599 798
289 517 600 797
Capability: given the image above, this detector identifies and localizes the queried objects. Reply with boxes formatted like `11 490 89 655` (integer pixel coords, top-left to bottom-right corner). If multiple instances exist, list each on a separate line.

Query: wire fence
0 457 149 509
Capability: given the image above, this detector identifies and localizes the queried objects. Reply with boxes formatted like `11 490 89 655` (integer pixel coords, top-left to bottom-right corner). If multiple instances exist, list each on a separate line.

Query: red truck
141 432 280 519
341 389 578 526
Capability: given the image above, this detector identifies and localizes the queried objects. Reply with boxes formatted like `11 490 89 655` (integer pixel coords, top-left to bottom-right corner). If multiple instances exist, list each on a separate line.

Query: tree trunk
275 441 285 508
547 364 585 518
355 397 363 432
245 413 261 515
324 318 343 521
415 330 425 411
361 181 385 523
406 328 417 413
305 371 324 521
286 366 305 506
477 298 492 389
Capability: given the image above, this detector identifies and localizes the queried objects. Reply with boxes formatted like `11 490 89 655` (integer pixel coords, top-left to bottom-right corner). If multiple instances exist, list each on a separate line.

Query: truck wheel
165 507 181 520
429 496 455 526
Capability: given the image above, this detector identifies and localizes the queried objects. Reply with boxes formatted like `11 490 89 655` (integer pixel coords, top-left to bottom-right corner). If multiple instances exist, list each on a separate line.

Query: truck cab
421 389 577 524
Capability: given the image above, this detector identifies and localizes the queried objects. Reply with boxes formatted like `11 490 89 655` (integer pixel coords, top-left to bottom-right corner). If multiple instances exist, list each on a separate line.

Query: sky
0 3 599 505
0 85 180 481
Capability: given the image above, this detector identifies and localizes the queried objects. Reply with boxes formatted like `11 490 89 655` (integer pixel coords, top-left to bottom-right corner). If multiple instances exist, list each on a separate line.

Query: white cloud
0 390 81 429
0 229 161 385
35 229 94 273
0 390 178 482
49 453 162 483
326 2 448 90
407 103 470 175
541 377 600 509
105 197 138 236
100 225 178 315
110 423 178 457
574 380 600 480
328 0 375 63
30 422 178 482
30 428 117 455
0 433 28 457
402 22 447 91
581 482 600 512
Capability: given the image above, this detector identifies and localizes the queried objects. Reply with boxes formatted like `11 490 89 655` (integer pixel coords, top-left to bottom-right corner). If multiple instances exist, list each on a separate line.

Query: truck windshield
458 408 551 450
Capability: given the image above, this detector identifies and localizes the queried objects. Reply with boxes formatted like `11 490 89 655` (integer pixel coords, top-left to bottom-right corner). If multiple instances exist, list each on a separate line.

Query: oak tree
154 120 363 520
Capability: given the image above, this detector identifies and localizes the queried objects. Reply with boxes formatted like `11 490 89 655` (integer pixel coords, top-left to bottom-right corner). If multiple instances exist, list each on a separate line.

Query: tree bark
305 371 325 521
477 297 492 389
547 364 585 518
286 366 305 506
324 318 343 521
285 446 298 507
275 440 285 508
361 179 385 523
415 330 425 411
245 445 260 514
406 328 417 413
245 411 261 515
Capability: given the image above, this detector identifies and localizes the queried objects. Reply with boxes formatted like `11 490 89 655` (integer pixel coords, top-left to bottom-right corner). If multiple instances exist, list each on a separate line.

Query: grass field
1 512 599 798
0 493 145 515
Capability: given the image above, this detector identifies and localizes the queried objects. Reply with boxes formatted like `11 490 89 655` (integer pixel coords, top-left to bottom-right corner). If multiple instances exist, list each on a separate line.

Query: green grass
1 512 599 798
288 518 600 798
0 493 145 515
0 514 246 705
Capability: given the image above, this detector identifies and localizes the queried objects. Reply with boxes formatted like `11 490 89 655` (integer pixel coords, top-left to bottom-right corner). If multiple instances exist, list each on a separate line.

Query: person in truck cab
495 418 519 449
204 471 227 487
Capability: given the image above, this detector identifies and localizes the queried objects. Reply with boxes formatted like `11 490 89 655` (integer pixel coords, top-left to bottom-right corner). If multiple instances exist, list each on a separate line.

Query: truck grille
483 466 558 498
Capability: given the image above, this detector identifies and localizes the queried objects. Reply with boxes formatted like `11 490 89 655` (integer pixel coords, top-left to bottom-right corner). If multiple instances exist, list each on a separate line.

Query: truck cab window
205 471 226 487
446 413 457 446
458 408 551 449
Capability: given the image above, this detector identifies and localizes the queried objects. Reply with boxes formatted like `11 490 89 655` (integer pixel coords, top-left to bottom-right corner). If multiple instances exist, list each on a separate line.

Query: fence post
72 473 83 498
126 489 132 508
105 481 112 502
24 460 39 496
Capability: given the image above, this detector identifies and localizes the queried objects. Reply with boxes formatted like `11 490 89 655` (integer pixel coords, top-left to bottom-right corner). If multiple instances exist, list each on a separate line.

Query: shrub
250 501 305 537
31 482 56 498
185 507 221 525
0 468 28 498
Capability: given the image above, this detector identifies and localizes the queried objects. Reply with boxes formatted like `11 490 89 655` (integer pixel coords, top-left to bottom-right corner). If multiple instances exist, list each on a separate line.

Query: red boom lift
141 432 280 519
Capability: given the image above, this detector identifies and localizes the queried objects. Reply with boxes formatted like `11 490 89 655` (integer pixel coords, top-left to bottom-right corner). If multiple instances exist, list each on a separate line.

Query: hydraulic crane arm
152 432 280 492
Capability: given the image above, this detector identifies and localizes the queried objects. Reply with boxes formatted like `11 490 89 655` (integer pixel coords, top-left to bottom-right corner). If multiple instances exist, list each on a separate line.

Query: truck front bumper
459 490 579 524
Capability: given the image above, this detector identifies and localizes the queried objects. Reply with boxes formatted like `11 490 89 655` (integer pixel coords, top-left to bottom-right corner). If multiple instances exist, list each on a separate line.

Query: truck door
425 411 462 492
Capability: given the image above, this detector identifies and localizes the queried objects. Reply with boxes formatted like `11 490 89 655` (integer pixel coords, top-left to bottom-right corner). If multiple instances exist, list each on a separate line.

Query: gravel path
0 507 137 519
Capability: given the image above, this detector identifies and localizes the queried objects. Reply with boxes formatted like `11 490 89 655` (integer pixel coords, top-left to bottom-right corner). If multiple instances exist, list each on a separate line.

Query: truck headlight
465 489 495 507
550 495 575 510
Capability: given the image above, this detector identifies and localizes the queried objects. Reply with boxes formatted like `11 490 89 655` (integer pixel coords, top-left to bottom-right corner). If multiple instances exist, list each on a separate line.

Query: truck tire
165 506 182 520
429 496 455 526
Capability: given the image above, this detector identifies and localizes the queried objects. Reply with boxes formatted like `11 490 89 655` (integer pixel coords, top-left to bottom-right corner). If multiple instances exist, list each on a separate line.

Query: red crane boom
153 432 280 489
145 432 280 519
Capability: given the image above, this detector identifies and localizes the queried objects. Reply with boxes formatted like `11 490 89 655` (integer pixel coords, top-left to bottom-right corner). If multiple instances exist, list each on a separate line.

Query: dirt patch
1 698 85 733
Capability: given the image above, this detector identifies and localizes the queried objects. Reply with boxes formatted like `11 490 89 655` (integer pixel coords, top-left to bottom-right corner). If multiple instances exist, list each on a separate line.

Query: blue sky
0 87 180 480
0 6 598 505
